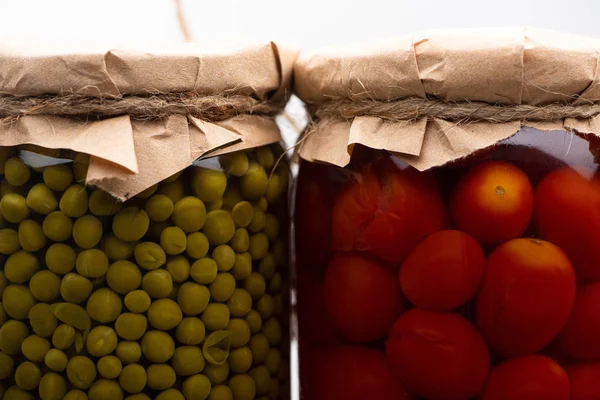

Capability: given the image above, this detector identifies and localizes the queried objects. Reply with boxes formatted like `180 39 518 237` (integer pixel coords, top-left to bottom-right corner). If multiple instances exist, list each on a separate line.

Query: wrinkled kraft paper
0 41 297 200
294 27 600 170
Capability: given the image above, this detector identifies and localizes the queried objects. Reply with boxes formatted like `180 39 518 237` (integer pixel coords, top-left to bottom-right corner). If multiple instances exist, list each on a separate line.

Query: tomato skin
475 238 576 358
331 158 447 264
324 253 403 342
305 345 408 400
400 230 485 311
385 309 490 400
480 355 570 400
565 361 600 400
535 166 600 282
450 161 533 246
557 282 600 360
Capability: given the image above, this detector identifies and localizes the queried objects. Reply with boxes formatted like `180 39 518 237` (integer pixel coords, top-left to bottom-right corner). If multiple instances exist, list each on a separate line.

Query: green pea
270 272 282 294
177 282 210 316
203 210 235 246
263 214 280 242
172 346 206 376
176 317 206 345
97 355 122 379
250 366 271 396
43 211 73 242
29 303 58 338
228 346 253 374
145 194 174 222
262 318 282 346
156 389 184 400
103 233 136 261
5 250 39 283
192 167 227 203
142 269 173 299
249 233 269 261
208 385 234 400
157 179 186 203
231 201 254 228
30 270 61 302
240 162 268 201
120 363 147 394
248 210 266 233
52 324 75 350
0 228 20 254
21 334 51 363
190 258 218 284
60 273 93 304
166 255 190 283
228 374 256 400
160 226 187 255
257 294 275 319
265 173 287 204
88 189 122 216
147 364 176 391
64 389 88 400
244 272 266 300
203 363 230 385
116 341 143 365
202 304 231 331
87 326 118 357
206 199 223 212
115 313 148 341
203 330 232 366
106 260 142 294
231 252 252 280
76 249 109 278
0 320 29 354
45 349 68 372
5 157 30 186
0 181 21 197
15 361 41 391
142 331 175 363
88 379 123 400
3 284 35 319
245 311 262 335
227 289 253 317
59 185 88 217
182 374 212 400
230 228 249 253
227 318 251 348
1 193 29 223
258 253 276 281
18 219 46 252
186 232 209 259
124 290 151 313
4 386 34 400
113 207 150 241
254 197 268 212
173 196 207 233
220 151 249 177
212 244 235 272
134 242 166 270
265 348 281 375
87 288 122 323
222 185 243 210
210 273 236 302
148 298 182 331
43 164 73 191
249 334 270 364
27 183 58 215
73 215 103 249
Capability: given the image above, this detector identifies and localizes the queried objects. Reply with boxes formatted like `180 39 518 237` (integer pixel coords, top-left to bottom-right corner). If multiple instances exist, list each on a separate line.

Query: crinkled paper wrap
294 27 600 169
0 41 297 200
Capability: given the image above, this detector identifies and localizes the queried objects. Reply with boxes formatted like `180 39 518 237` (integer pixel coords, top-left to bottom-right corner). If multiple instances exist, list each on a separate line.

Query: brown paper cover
294 27 600 170
0 41 297 200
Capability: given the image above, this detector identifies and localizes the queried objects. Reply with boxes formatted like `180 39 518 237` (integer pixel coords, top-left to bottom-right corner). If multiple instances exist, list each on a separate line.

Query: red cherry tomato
305 345 408 400
565 361 600 400
400 230 485 310
480 355 570 400
331 158 447 264
385 309 490 400
475 238 576 358
557 281 600 360
535 166 600 282
450 161 533 246
324 253 403 342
